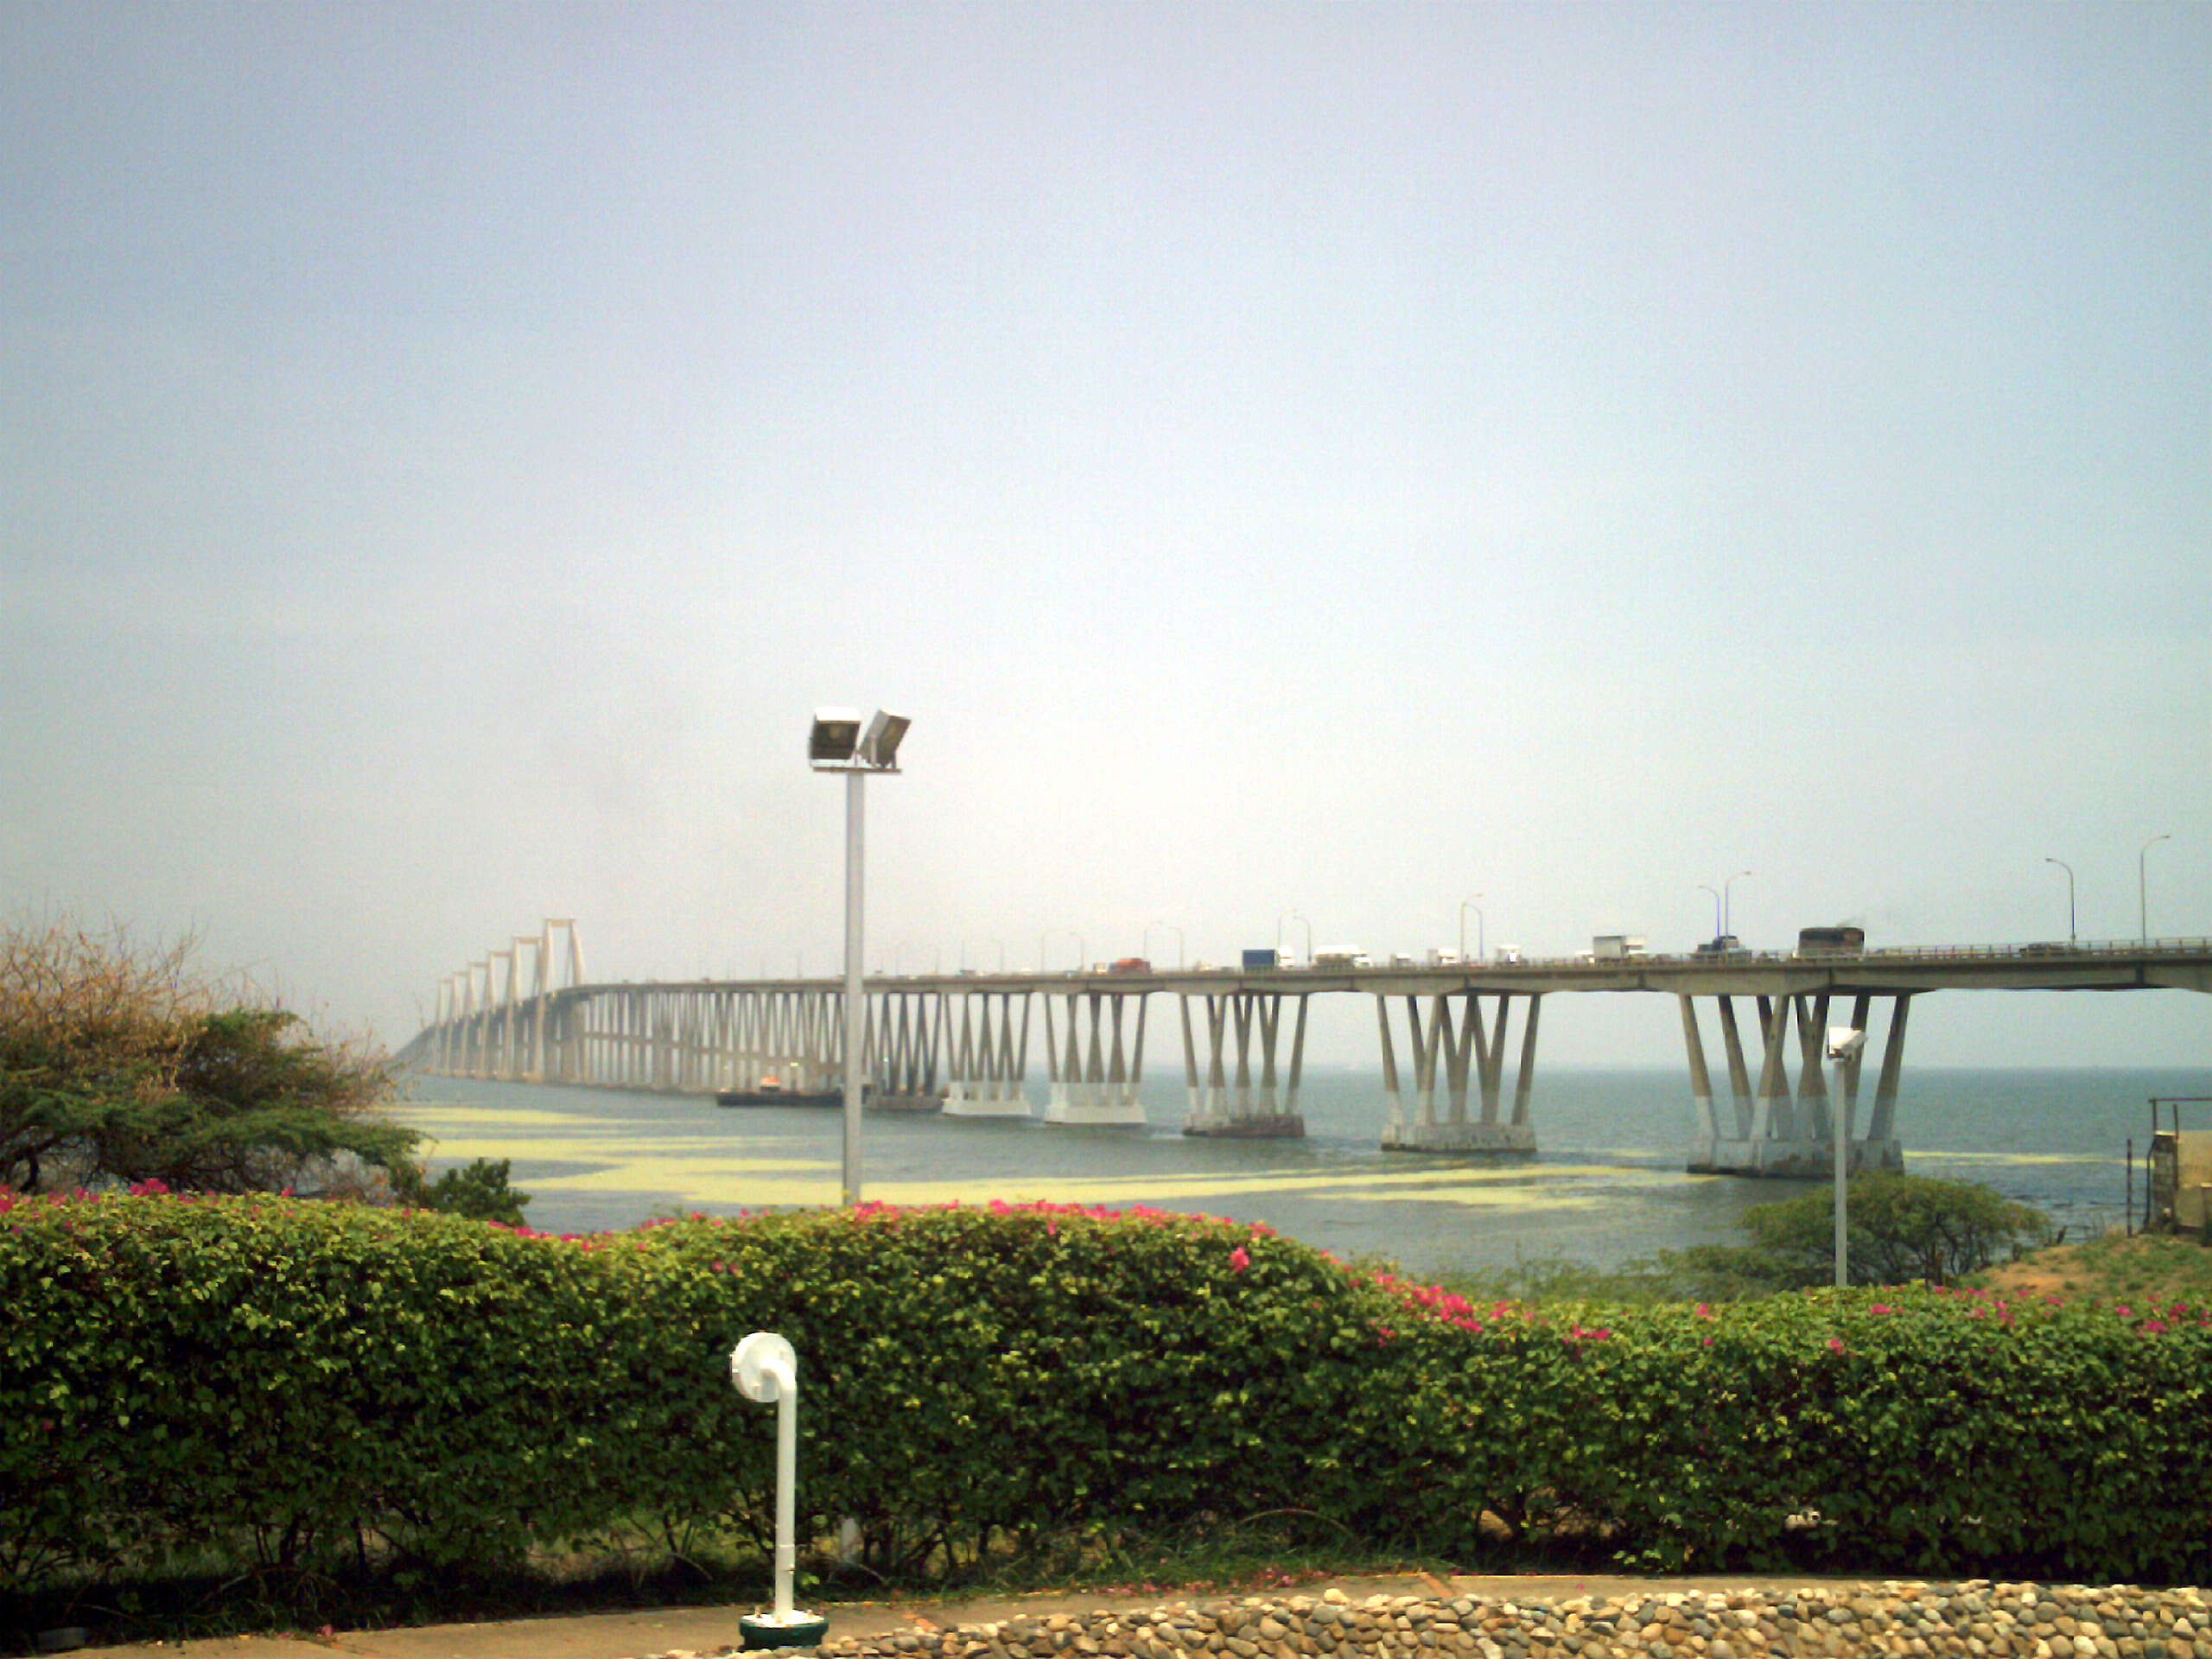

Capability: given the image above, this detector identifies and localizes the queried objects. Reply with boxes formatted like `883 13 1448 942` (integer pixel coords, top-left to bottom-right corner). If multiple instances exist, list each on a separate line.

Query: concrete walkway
59 1571 1866 1659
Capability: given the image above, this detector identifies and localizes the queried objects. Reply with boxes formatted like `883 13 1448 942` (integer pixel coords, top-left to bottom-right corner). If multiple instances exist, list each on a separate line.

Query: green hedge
3 1190 2208 1596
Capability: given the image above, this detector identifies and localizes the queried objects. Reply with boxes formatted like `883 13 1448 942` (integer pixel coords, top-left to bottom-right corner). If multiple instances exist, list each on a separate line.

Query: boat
715 1074 854 1108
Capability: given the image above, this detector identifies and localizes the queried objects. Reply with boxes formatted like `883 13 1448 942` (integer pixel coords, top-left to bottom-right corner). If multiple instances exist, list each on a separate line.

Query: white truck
1590 934 1647 962
1313 948 1373 969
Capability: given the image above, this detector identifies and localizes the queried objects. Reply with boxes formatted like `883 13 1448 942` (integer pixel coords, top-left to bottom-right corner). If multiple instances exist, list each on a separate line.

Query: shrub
1 1192 2205 1615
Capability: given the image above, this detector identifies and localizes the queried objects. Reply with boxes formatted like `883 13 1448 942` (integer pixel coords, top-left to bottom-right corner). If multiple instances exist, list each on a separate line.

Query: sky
3 2 2206 1071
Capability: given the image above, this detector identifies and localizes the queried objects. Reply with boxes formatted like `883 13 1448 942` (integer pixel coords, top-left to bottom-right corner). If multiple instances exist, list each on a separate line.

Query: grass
1965 1228 2212 1306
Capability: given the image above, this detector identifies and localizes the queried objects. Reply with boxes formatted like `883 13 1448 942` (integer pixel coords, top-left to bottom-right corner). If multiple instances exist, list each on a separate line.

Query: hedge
2 1189 2208 1597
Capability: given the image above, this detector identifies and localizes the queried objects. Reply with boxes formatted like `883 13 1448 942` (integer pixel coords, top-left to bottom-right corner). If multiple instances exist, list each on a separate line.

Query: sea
390 1066 2209 1281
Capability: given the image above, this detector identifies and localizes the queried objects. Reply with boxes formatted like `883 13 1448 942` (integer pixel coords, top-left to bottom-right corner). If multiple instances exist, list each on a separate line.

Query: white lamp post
2140 835 2171 943
2044 856 2076 943
1459 896 1484 962
1827 1025 1867 1288
810 707 910 1207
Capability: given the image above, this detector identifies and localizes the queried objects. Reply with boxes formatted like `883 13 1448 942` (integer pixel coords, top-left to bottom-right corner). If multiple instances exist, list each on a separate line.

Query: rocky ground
639 1584 2212 1659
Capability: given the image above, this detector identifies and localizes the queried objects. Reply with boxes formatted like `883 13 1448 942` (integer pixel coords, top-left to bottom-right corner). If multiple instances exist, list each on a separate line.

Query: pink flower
1827 1337 1845 1354
1871 1304 1892 1315
1229 1245 1250 1274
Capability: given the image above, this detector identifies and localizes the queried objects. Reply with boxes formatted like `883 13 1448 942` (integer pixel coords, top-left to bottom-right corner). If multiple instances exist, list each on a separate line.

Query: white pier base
1381 1120 1536 1154
1042 1083 1147 1126
1689 1135 1903 1179
941 1084 1033 1119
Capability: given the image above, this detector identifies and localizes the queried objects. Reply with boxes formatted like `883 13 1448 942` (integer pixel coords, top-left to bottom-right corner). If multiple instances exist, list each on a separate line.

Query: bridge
398 922 2212 1178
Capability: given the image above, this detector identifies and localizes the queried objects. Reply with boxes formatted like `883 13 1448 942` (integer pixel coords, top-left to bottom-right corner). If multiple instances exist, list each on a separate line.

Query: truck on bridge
1796 925 1867 957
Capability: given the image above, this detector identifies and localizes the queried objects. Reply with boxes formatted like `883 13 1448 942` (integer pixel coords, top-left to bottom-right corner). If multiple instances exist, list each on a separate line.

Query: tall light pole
1827 1026 1866 1288
1697 884 1722 938
1459 897 1484 962
810 707 911 1207
2140 835 2171 943
2044 856 2076 943
1724 871 1751 937
1277 910 1310 966
1143 921 1185 969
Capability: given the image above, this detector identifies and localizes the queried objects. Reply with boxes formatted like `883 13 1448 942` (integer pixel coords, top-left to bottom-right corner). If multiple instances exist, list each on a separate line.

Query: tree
391 1155 532 1226
1 918 418 1196
1663 1172 2060 1293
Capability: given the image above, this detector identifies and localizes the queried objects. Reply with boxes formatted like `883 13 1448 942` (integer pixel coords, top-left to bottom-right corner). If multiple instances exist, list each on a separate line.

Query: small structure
2148 1120 2212 1237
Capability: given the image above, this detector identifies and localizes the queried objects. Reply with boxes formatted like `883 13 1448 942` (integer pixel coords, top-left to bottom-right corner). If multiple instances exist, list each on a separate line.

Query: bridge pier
1377 992 1541 1154
868 988 944 1112
941 989 1033 1117
1682 990 1909 1176
1041 988 1148 1125
1179 991 1308 1137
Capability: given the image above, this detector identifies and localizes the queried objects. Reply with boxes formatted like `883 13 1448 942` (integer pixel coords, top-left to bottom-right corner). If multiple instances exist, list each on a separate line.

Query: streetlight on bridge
2140 835 2171 944
1459 897 1484 963
2044 857 2076 943
1277 910 1310 967
1143 921 1185 969
1698 871 1751 941
810 706 911 1207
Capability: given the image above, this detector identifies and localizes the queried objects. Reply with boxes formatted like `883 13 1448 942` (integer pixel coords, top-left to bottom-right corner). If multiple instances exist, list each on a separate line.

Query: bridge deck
551 939 2212 1001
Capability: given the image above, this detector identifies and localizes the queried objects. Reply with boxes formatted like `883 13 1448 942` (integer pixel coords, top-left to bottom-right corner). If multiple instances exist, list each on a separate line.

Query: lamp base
740 1611 830 1649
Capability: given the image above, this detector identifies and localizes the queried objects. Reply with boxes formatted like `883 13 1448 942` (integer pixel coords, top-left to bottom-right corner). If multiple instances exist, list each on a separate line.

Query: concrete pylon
868 988 944 1112
942 989 1033 1117
1376 991 1540 1153
1041 987 1148 1125
1179 990 1307 1137
1682 990 1909 1176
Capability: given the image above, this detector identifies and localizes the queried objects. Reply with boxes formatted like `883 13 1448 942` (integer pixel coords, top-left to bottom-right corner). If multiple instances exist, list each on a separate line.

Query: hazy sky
4 3 2206 1071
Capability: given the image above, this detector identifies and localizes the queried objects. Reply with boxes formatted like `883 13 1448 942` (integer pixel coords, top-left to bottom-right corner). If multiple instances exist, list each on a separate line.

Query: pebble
630 1585 2212 1659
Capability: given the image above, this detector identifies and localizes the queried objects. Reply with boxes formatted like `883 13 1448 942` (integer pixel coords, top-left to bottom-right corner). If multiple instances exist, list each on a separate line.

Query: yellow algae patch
1325 1185 1609 1211
461 1151 832 1181
1913 1150 2114 1167
526 1166 840 1205
509 1157 1693 1209
412 1135 807 1165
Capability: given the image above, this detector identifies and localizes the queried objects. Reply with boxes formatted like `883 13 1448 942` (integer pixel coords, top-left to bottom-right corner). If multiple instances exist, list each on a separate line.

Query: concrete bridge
398 923 2212 1178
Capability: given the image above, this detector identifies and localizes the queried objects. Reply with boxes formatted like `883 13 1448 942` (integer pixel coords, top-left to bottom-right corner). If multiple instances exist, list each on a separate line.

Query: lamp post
1723 871 1751 937
810 707 910 1207
1827 1026 1867 1288
1277 910 1310 967
2140 835 2171 943
961 938 1006 973
2044 857 2076 943
1143 921 1185 969
1459 897 1484 962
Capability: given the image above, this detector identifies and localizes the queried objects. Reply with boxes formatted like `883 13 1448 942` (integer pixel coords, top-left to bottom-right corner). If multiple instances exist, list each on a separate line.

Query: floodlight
809 709 861 766
857 710 910 769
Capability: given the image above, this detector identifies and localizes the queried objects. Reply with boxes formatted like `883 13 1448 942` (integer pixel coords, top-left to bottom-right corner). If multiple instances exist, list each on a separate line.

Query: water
390 1066 2209 1280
